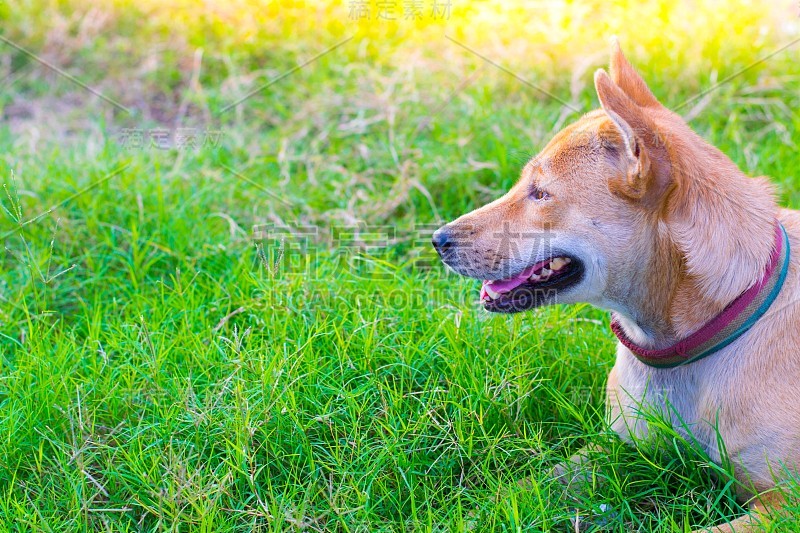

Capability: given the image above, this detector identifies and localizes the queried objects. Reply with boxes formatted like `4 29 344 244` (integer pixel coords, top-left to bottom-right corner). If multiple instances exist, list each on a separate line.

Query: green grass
1 1 800 531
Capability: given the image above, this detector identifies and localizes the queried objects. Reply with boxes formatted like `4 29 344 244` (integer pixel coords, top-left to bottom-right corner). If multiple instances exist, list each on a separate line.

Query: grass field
1 0 800 531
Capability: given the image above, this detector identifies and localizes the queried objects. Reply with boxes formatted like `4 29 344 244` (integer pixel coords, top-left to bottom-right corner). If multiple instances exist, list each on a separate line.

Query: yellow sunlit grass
6 0 796 96
123 0 798 72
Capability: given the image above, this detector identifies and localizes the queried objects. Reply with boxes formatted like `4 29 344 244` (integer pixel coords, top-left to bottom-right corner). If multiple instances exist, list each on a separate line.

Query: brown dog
433 40 799 532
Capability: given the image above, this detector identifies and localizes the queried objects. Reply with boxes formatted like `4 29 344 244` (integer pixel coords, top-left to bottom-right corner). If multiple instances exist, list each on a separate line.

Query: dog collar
611 222 790 368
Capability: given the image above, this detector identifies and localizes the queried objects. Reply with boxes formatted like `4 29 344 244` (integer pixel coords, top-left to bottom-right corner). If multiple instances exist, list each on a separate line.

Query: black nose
432 226 452 255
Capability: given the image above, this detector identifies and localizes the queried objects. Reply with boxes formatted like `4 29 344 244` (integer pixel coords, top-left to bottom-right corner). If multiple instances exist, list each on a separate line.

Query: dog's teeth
550 258 566 271
540 268 552 277
485 286 500 300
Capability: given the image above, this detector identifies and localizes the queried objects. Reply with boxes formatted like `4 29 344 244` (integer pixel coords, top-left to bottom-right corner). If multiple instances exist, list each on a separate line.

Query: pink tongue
480 259 551 297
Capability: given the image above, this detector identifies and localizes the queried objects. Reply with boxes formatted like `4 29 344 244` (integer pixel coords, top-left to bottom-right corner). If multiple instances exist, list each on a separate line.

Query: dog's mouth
480 255 584 313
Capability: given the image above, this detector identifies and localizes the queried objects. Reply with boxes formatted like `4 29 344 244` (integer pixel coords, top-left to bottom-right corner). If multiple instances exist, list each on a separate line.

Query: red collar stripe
611 223 790 368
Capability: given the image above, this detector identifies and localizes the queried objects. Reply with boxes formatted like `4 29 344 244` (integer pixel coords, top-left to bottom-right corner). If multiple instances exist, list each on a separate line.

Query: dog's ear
594 68 666 203
609 38 661 108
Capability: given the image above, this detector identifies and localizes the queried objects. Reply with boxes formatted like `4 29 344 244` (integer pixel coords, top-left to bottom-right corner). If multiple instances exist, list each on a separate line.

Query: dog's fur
433 41 800 531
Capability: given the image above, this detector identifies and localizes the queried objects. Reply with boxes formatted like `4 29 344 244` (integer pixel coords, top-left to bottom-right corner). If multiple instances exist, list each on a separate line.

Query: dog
432 39 799 532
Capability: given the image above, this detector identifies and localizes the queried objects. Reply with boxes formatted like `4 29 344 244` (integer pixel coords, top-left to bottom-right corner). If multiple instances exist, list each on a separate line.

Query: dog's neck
613 133 777 349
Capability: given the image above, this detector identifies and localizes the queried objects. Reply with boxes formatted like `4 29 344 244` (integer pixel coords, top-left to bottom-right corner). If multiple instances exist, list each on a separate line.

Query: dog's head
432 40 775 317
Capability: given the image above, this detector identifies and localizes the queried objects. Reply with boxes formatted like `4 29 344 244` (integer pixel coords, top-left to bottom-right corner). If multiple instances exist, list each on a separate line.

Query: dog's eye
530 186 551 201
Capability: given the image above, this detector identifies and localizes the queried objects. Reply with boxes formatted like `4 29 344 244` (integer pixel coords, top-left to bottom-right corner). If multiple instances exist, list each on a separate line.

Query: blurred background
3 0 799 232
3 0 800 278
